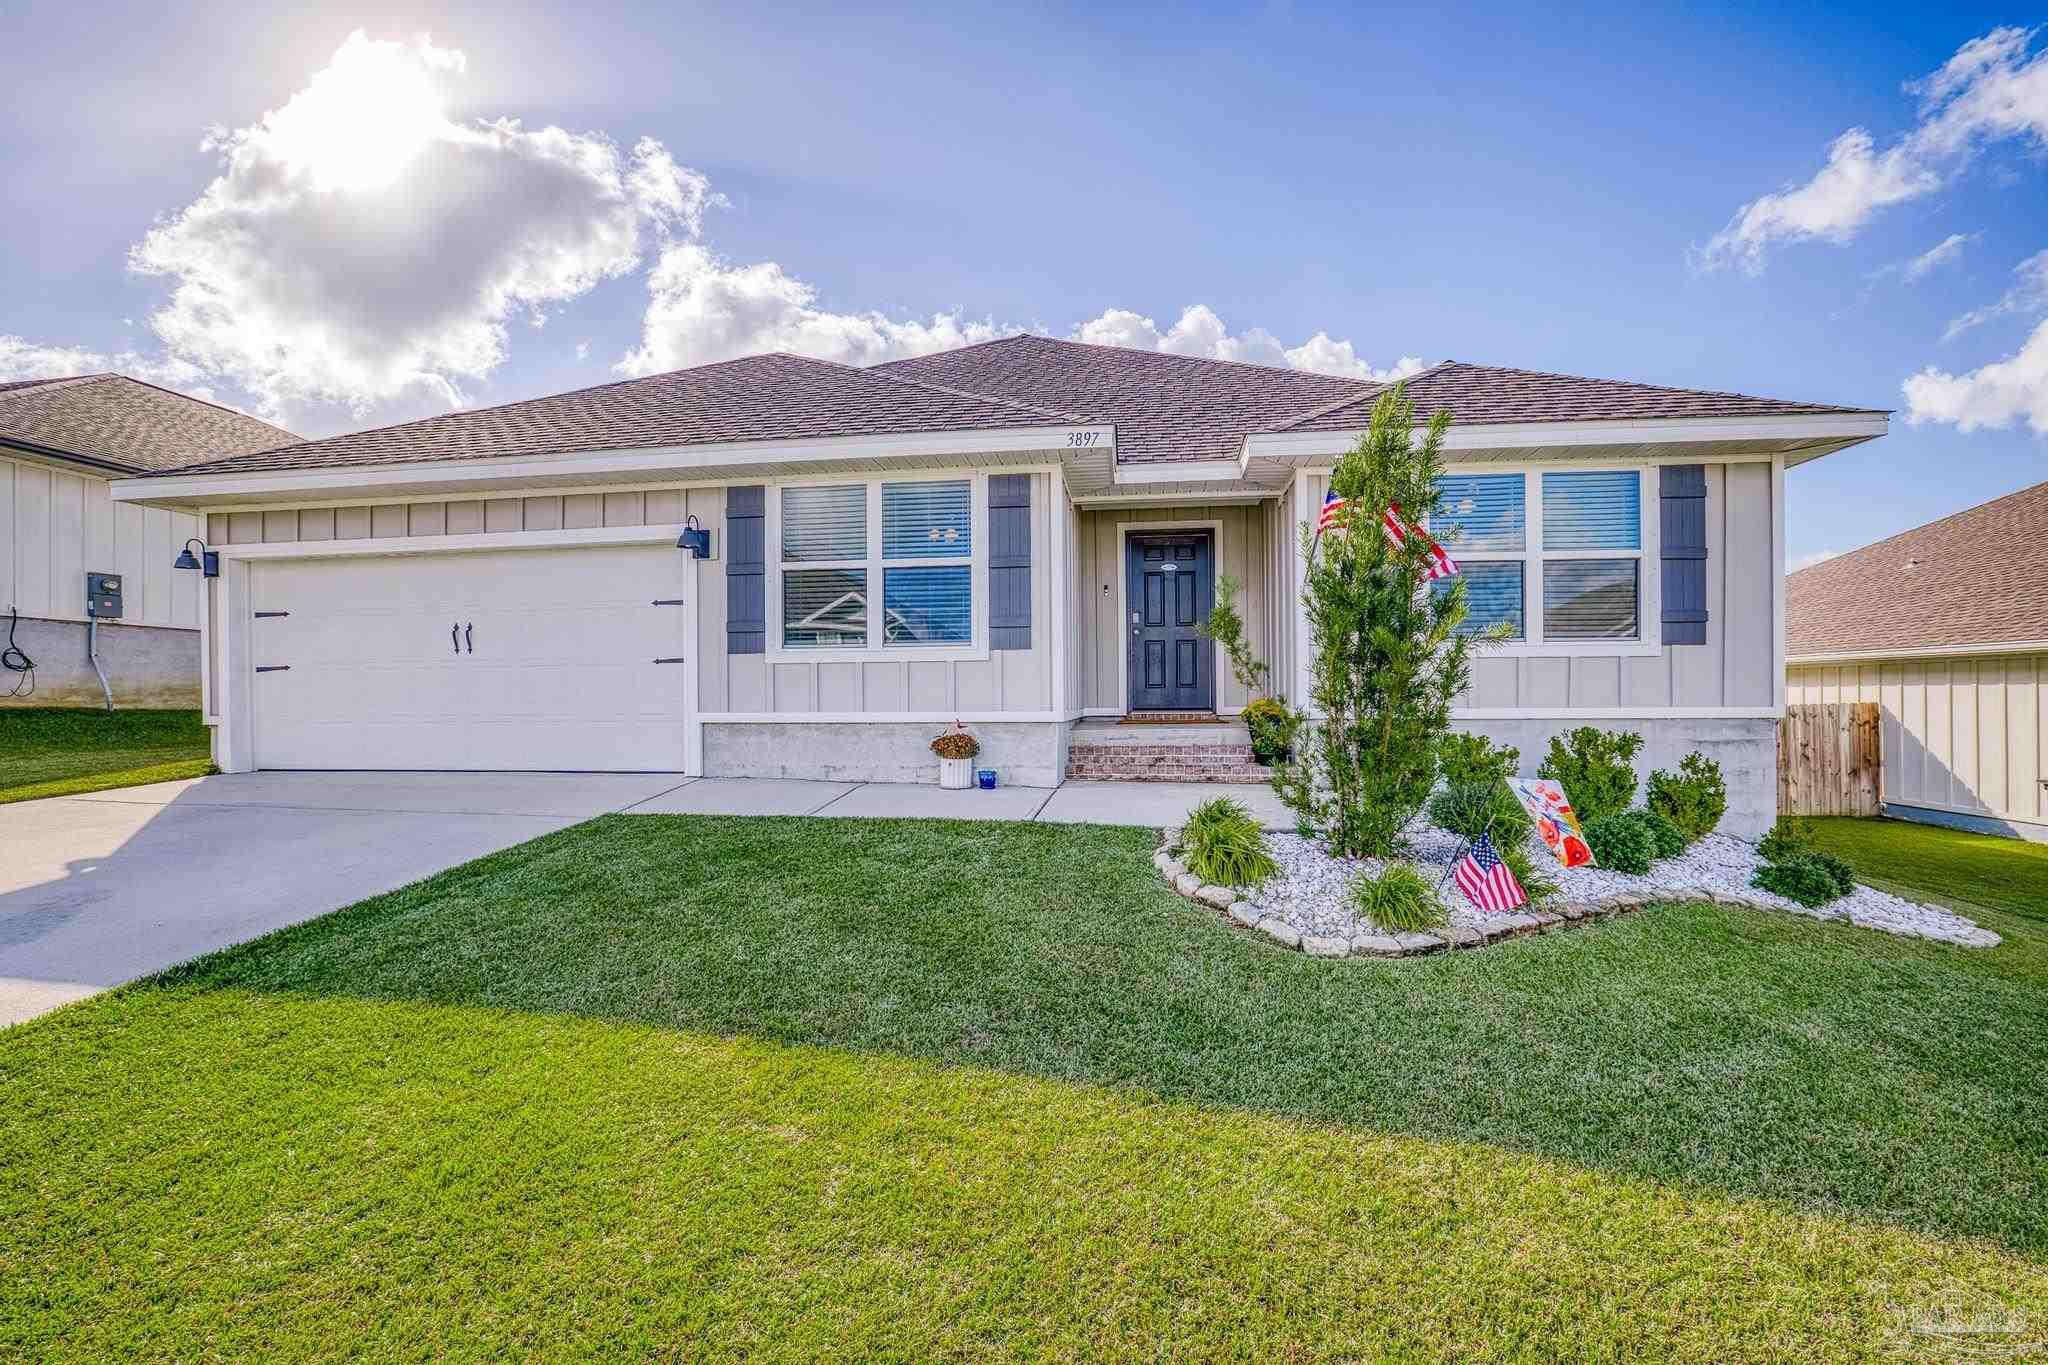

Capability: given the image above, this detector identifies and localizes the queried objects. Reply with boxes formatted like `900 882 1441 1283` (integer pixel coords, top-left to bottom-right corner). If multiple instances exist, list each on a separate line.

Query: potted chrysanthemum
930 723 980 789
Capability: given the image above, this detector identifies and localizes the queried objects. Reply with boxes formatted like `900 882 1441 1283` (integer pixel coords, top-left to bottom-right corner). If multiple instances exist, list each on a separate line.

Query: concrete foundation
0 616 200 710
703 721 1071 788
1453 716 1778 838
1883 801 2048 844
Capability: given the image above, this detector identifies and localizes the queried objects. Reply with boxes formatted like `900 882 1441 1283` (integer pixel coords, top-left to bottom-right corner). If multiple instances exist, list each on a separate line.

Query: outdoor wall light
173 538 220 578
676 515 712 559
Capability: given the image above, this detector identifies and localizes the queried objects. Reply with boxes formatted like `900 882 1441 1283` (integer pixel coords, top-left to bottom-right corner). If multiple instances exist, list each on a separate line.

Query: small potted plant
930 723 980 789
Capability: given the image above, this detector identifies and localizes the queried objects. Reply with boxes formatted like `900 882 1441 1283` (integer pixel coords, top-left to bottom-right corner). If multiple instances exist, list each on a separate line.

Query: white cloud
1942 248 2048 341
1072 304 1424 382
1904 316 2048 433
1697 27 2048 273
130 31 707 420
1789 548 1843 573
1876 230 1978 283
619 243 1010 373
0 334 217 397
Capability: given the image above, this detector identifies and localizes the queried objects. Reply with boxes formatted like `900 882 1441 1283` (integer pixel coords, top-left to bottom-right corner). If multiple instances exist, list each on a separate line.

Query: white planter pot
938 756 974 789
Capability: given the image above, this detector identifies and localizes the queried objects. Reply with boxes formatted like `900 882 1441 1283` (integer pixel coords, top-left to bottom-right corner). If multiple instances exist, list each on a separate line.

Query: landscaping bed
1159 823 2001 958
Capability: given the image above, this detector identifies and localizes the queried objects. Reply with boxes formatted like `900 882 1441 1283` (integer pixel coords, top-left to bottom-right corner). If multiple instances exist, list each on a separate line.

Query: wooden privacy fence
1778 701 1881 817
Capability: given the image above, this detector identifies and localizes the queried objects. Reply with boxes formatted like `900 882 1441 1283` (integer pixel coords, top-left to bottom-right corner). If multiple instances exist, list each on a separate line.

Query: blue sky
3 2 2045 566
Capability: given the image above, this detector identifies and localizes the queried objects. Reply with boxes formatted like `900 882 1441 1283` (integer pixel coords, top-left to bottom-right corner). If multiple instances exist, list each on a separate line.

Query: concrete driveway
0 771 690 1027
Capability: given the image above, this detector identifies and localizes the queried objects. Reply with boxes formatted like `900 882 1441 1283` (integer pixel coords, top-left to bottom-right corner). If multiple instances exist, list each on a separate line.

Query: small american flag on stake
1453 830 1527 912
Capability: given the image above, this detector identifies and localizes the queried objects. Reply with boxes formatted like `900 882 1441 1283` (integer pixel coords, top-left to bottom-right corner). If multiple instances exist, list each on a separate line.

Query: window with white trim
1429 468 1648 646
779 479 975 650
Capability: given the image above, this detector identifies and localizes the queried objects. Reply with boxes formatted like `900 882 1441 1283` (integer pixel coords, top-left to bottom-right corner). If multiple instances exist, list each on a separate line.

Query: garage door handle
465 623 473 654
452 622 460 655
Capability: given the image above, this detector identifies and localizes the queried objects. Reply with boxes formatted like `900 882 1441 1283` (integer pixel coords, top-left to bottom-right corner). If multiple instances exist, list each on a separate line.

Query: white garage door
249 544 689 771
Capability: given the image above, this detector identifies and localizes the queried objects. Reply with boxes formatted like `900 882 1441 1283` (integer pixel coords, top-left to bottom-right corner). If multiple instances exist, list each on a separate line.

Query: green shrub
1350 861 1448 932
1497 836 1559 909
1646 753 1727 844
1180 797 1278 889
1241 697 1295 765
1757 816 1818 864
1811 849 1857 898
1427 781 1531 844
1584 811 1657 875
1752 853 1851 908
1537 727 1643 825
1438 732 1520 789
1639 809 1687 861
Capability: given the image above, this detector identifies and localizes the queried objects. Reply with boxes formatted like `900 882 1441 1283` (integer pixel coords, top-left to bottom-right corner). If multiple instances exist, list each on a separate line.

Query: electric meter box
86 572 124 619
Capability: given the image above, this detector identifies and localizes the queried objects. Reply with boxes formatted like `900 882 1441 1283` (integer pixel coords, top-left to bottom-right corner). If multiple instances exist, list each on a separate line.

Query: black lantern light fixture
676 514 712 559
174 537 220 578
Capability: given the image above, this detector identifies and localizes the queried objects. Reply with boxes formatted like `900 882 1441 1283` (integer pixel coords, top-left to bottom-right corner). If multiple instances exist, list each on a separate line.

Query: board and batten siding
1074 502 1273 713
3 451 203 629
211 474 1059 719
1788 656 2048 832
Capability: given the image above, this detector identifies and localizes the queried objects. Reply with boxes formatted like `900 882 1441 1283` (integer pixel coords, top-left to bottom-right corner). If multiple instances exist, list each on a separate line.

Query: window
1428 468 1649 648
778 478 976 651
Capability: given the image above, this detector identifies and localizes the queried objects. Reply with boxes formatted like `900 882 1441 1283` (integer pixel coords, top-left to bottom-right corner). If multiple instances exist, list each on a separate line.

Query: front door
1126 531 1214 712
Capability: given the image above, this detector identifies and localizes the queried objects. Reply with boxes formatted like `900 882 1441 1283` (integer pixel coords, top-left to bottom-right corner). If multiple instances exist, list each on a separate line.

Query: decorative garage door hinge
652 599 685 606
255 665 291 673
253 610 290 618
653 657 687 664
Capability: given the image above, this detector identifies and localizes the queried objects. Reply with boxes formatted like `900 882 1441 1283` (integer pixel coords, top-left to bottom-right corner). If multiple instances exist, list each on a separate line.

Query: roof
1275 360 1886 432
874 334 1372 464
0 373 298 473
1786 479 2048 658
167 352 1087 477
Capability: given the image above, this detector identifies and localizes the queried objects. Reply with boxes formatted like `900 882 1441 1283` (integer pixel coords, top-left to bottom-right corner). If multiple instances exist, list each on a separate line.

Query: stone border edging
1154 828 1696 958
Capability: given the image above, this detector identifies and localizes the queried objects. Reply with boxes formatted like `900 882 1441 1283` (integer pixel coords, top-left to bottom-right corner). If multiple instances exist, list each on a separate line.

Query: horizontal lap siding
1787 656 2047 825
2 452 201 629
1462 460 1775 709
1074 501 1270 713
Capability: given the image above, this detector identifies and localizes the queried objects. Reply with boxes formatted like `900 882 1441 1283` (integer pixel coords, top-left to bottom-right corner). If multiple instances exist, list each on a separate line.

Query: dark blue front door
1126 532 1214 712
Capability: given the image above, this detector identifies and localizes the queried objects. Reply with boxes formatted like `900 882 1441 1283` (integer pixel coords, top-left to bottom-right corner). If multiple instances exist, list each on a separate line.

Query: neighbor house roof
874 334 1372 464
166 352 1088 477
0 373 298 473
1786 479 2048 659
1273 360 1886 433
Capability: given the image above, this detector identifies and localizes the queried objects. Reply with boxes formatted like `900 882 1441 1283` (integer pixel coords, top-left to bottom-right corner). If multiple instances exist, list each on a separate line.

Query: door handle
452 622 460 655
465 623 473 654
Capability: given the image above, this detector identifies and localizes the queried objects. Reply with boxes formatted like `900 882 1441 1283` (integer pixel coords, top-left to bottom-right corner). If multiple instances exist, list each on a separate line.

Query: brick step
1065 745 1257 761
1064 743 1276 784
1066 767 1274 784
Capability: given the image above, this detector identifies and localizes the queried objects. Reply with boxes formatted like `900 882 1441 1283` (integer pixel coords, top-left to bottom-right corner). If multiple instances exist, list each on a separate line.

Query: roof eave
1240 411 1891 463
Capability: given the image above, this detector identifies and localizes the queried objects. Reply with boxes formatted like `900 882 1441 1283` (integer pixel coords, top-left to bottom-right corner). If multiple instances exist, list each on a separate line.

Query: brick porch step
1064 742 1275 784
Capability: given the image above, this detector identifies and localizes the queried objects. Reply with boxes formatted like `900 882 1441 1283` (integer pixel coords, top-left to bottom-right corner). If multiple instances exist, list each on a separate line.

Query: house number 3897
1066 431 1100 446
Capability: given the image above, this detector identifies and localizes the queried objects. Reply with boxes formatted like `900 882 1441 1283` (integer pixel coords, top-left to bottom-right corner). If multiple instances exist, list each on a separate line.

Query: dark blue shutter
726 485 765 655
988 474 1032 650
1660 465 1708 646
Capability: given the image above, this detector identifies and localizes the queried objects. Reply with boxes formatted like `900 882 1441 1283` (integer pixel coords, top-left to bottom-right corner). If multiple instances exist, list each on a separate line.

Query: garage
246 543 690 772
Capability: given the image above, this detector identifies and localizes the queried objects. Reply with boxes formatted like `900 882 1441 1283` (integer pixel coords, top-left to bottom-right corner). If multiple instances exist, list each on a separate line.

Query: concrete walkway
1 770 1289 1028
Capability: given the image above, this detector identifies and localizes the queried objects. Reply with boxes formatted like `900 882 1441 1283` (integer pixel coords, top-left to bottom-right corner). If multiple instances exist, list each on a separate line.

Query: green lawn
1806 814 2048 924
4 815 2046 1360
0 707 212 803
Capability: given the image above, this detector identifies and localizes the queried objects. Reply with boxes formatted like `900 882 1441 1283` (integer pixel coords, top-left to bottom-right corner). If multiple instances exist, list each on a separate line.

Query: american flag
1381 502 1461 581
1453 830 1527 912
1317 488 1348 534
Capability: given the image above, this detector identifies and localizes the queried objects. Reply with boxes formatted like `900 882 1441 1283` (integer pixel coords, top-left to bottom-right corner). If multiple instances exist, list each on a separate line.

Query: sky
2 2 2046 566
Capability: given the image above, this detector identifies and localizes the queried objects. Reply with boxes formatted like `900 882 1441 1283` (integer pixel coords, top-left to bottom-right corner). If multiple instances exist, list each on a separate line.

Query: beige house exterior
1786 479 2048 841
113 338 1887 833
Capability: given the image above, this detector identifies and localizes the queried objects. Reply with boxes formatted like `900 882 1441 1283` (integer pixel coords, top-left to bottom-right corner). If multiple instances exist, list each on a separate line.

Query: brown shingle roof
874 334 1372 463
1786 479 2048 658
0 373 297 473
1276 360 1885 432
167 353 1086 477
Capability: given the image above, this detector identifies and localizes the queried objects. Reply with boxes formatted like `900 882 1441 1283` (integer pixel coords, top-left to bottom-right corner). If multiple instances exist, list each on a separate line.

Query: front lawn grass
0 707 211 803
5 815 2046 1359
1806 814 2048 924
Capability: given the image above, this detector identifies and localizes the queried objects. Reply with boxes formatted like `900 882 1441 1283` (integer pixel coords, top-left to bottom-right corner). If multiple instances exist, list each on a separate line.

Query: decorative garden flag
1454 830 1528 912
1508 777 1595 868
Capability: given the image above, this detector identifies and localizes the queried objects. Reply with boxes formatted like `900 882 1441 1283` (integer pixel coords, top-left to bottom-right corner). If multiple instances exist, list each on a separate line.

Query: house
109 336 1888 833
1786 479 2048 841
1 375 297 708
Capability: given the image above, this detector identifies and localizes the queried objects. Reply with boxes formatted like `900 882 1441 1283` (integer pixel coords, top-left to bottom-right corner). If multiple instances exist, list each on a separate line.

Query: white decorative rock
1228 901 1262 928
1196 884 1236 910
1350 934 1402 957
1302 934 1350 958
1260 919 1303 949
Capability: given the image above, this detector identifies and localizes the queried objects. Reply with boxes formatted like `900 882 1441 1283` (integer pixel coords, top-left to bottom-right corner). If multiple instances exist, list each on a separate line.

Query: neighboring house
1 374 298 708
111 337 1887 832
1787 479 2048 841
